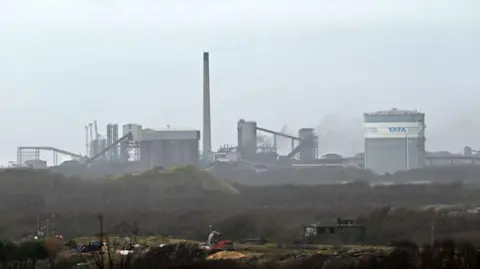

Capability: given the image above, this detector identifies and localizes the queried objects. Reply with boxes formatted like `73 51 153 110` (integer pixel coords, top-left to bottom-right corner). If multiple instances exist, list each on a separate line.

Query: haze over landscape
1 0 479 164
3 3 480 268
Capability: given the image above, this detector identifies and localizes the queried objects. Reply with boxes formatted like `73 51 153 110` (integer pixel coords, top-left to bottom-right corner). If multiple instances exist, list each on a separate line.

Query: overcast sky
0 0 479 165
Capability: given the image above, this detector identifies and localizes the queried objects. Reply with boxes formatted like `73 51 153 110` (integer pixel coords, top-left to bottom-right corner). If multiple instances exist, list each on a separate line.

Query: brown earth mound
207 251 247 260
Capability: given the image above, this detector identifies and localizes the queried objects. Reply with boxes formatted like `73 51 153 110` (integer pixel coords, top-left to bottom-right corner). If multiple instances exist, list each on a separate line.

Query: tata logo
388 127 406 133
388 127 420 133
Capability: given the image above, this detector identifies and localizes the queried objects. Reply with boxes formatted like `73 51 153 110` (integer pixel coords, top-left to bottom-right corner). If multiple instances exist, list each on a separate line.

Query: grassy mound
108 166 239 195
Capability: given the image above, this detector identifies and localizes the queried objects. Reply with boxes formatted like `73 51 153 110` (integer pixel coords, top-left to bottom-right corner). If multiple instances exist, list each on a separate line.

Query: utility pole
98 213 105 266
431 226 435 246
36 215 40 237
406 132 410 170
419 121 427 168
364 129 368 170
405 132 410 170
51 214 56 236
45 219 50 237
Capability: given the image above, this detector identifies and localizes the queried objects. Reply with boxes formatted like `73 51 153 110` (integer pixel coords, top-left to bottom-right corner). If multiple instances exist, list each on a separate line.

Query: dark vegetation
3 239 480 269
1 166 480 246
0 238 61 269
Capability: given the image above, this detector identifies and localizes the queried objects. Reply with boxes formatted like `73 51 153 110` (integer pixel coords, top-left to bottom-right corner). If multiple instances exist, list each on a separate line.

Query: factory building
364 108 426 174
139 127 200 169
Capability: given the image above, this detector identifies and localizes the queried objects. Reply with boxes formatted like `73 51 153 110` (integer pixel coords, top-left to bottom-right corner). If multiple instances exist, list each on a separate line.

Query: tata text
388 127 421 133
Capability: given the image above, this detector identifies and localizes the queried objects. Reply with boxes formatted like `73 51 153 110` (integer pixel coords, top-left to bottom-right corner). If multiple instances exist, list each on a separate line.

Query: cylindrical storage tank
237 120 257 159
106 124 113 159
112 124 119 160
364 108 426 174
123 123 142 141
112 124 119 141
298 128 317 162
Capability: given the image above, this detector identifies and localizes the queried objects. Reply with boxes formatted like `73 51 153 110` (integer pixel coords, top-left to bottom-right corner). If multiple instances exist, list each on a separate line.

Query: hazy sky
1 0 479 165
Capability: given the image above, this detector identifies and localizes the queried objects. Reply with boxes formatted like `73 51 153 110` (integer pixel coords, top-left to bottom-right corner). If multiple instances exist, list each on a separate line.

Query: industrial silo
364 108 426 174
298 128 317 162
237 120 257 159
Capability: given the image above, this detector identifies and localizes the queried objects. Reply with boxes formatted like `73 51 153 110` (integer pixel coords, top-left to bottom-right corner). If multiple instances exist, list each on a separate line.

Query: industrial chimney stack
203 52 212 159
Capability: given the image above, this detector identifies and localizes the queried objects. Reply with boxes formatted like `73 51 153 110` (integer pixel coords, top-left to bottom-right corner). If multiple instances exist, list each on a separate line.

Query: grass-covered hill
0 166 241 239
107 166 239 195
3 166 480 246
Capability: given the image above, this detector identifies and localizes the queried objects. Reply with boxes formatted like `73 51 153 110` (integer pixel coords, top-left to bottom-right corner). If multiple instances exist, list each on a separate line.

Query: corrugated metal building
364 108 426 174
140 128 200 169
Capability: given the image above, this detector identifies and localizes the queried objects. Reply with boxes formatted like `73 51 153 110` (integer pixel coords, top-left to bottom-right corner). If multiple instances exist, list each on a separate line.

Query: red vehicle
197 230 234 254
211 239 234 251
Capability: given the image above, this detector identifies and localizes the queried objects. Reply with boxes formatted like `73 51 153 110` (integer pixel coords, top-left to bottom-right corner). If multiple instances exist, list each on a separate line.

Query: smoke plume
315 114 364 156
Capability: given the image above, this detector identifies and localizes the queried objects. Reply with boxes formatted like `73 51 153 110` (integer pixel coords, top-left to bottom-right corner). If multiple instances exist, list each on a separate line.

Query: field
2 166 480 245
66 234 394 269
73 235 389 253
61 236 480 269
2 166 480 268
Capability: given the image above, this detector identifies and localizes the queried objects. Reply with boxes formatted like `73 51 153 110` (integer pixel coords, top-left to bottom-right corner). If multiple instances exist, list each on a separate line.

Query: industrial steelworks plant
16 122 200 171
235 120 318 164
11 52 480 175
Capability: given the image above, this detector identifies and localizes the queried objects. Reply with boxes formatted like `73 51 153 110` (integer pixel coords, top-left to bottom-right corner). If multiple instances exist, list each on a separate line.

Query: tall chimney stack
203 52 212 159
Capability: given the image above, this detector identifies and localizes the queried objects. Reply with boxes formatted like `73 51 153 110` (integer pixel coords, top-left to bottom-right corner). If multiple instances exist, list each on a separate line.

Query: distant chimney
203 52 212 158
